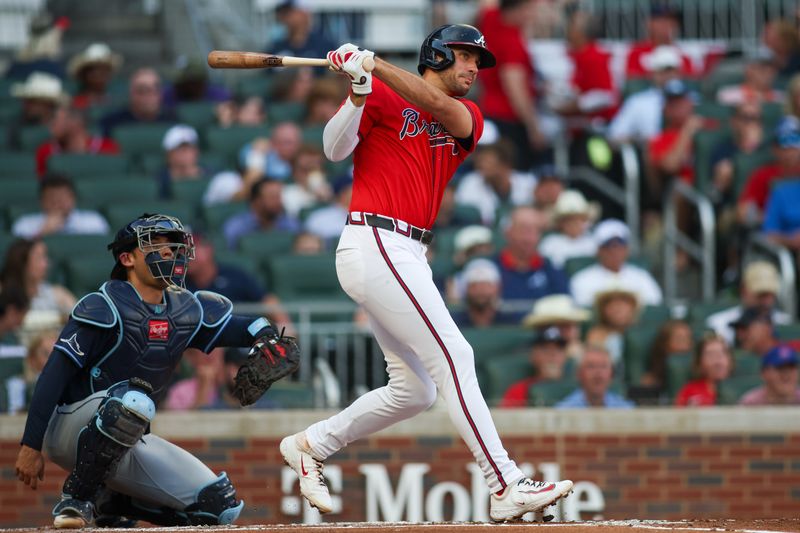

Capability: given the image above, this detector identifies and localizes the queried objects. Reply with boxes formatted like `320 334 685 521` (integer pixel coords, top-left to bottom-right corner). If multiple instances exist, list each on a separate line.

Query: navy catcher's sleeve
21 352 80 451
190 315 277 353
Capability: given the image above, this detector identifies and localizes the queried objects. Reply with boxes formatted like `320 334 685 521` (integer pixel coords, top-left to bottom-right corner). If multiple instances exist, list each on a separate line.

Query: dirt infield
5 519 800 533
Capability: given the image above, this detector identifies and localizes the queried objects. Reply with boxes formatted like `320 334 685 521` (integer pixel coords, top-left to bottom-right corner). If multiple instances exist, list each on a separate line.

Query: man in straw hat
8 71 68 150
68 42 122 110
522 294 590 360
538 189 598 269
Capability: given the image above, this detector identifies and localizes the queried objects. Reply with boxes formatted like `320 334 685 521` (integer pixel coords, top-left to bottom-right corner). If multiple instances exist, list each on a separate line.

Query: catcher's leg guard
94 473 243 526
62 379 155 501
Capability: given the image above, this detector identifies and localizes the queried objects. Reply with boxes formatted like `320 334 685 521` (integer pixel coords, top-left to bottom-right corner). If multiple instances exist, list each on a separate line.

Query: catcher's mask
108 213 195 289
417 24 496 75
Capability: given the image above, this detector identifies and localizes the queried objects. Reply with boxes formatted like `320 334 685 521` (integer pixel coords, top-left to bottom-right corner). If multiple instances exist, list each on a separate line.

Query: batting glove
327 43 360 72
342 49 375 95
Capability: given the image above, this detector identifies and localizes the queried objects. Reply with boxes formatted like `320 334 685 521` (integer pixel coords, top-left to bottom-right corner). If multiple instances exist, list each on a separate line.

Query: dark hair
0 286 30 315
477 139 516 167
0 238 39 289
39 173 75 197
500 0 528 10
249 177 280 202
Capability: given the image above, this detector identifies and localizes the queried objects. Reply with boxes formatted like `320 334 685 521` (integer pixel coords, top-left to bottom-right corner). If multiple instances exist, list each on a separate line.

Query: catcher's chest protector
91 280 202 398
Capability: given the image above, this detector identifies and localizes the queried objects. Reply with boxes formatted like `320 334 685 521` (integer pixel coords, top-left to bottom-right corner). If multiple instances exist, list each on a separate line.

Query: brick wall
1 410 799 527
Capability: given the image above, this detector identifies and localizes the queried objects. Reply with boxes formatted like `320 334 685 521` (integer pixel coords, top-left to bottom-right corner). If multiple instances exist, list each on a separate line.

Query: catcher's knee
185 472 244 525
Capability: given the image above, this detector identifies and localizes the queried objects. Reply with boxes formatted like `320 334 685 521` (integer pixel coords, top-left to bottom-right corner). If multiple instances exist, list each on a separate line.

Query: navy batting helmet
108 213 195 288
417 24 496 75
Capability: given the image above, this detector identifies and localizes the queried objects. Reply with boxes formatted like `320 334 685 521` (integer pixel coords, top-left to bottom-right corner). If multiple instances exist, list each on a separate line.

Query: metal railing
743 233 798 321
662 180 717 303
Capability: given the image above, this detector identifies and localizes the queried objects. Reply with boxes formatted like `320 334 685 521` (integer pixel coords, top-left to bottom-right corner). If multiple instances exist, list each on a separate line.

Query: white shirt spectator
607 87 664 144
282 184 319 219
539 233 597 269
706 305 791 346
454 170 536 225
570 263 663 307
12 209 109 239
304 204 348 242
202 171 244 206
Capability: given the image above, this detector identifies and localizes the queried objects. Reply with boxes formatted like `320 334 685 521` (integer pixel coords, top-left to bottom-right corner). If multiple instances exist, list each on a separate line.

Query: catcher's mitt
233 334 300 406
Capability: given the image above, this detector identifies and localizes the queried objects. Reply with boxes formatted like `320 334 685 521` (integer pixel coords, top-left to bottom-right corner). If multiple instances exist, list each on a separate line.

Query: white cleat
489 477 574 522
280 434 333 513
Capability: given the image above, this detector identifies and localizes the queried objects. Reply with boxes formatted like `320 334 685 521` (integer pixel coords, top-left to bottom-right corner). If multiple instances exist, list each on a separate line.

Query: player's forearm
215 315 278 349
373 57 454 120
21 352 75 451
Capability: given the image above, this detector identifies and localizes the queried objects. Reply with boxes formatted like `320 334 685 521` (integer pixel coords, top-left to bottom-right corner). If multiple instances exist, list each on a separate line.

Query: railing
743 233 798 321
662 180 717 303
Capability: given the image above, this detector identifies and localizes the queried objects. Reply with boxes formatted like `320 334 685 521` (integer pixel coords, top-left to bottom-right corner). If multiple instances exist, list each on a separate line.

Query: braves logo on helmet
417 24 496 74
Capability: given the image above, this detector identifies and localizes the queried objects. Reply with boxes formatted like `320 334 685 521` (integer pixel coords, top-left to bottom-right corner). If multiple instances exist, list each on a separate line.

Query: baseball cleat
280 434 333 513
53 497 95 529
489 477 573 522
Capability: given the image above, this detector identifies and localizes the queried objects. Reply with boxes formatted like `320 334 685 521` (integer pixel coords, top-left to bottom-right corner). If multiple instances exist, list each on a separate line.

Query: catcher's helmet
108 213 195 288
417 24 496 75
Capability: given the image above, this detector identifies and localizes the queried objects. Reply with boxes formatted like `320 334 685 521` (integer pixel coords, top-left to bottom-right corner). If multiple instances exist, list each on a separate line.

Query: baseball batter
280 25 573 522
14 214 299 528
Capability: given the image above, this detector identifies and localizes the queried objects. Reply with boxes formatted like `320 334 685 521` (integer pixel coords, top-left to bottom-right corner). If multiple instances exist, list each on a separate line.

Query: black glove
232 331 300 406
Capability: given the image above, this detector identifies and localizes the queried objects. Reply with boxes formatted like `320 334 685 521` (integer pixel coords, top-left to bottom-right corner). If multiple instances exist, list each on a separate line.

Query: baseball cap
535 164 567 182
593 219 630 248
729 306 772 329
743 261 781 295
276 0 309 13
775 116 800 149
663 78 691 98
642 45 681 72
462 258 501 285
531 326 567 347
162 124 198 151
454 225 493 254
761 345 799 369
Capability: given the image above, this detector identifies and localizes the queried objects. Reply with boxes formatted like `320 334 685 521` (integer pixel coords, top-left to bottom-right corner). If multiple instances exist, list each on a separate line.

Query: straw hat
553 190 600 222
11 72 68 103
68 43 122 78
593 285 641 314
522 295 590 328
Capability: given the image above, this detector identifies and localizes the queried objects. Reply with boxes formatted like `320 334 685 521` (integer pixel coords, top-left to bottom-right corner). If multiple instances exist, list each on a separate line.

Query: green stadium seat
639 305 672 324
0 179 38 210
0 355 24 413
47 154 129 178
176 102 218 130
19 125 50 152
665 352 693 399
267 101 305 124
74 178 158 209
112 123 174 158
732 350 760 378
695 102 733 122
205 125 267 162
761 102 784 130
0 233 15 262
262 380 315 409
325 156 353 178
733 150 773 197
452 203 482 225
624 321 663 385
63 253 116 296
302 125 325 147
622 78 651 99
481 352 533 404
693 129 731 194
104 202 194 231
267 253 346 301
41 234 113 264
686 299 737 323
202 202 248 231
171 179 212 209
140 153 226 175
218 254 262 280
774 323 800 342
0 152 36 179
717 374 762 405
528 378 578 407
462 326 532 363
236 76 276 99
6 205 39 225
0 99 21 124
239 230 297 258
564 256 595 277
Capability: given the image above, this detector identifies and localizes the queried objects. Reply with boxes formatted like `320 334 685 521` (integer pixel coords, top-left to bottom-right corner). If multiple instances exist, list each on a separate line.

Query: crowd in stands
2 0 800 412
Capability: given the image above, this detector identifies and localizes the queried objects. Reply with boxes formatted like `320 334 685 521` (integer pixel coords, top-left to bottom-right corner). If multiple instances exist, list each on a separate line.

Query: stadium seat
218 253 262 281
717 374 762 405
639 305 672 324
528 378 578 407
63 253 116 296
686 299 737 323
104 202 194 231
140 152 226 175
452 203 483 225
170 179 212 209
176 101 218 131
239 231 297 260
236 75 276 99
6 204 40 224
693 129 731 194
261 381 315 409
325 156 353 178
0 99 21 124
564 256 595 277
0 232 15 261
47 154 129 178
302 125 325 147
623 321 663 385
0 355 24 413
19 125 50 152
267 101 305 124
665 352 693 399
202 202 248 228
480 351 533 404
622 78 651 99
462 326 533 364
732 350 760 377
733 150 773 197
112 123 174 159
205 125 267 163
0 179 38 210
0 152 36 179
75 179 159 209
774 323 800 342
695 102 733 122
42 234 114 267
267 253 346 301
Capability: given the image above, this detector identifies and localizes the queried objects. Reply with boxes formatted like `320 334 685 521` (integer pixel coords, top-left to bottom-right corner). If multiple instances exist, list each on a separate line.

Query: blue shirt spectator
555 346 635 409
267 0 336 75
555 389 634 408
763 180 800 249
222 179 300 250
100 68 176 137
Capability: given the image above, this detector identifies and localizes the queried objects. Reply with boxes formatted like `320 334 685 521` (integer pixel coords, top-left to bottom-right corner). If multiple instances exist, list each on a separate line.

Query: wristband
247 317 272 338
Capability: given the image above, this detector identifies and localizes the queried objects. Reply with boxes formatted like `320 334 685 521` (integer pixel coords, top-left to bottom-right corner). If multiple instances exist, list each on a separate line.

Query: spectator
763 178 800 251
739 345 800 405
434 185 484 230
521 294 590 360
453 225 495 269
292 232 324 255
555 346 634 408
454 140 537 225
215 96 268 128
11 174 109 239
281 145 332 218
477 0 546 169
0 288 30 357
675 333 733 406
531 165 567 227
729 306 779 356
67 42 122 110
268 0 336 66
763 19 800 77
222 178 300 250
7 72 68 150
570 219 663 307
4 13 69 81
238 121 303 182
500 326 569 408
5 330 58 414
786 73 800 120
494 206 569 302
451 259 517 328
717 48 784 106
165 348 226 410
737 117 800 226
608 45 683 144
162 58 231 108
271 67 315 103
35 104 119 176
156 124 226 199
539 190 597 269
0 238 75 315
641 319 694 392
585 288 639 370
625 4 693 79
706 261 790 345
100 68 176 136
304 77 345 126
304 174 352 245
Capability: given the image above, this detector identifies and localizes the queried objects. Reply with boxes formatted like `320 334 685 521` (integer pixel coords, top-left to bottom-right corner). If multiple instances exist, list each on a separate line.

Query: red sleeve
36 143 52 177
459 99 484 154
648 132 673 167
358 78 386 140
499 379 530 408
625 45 649 78
100 138 120 155
674 384 690 406
572 46 614 93
739 166 773 208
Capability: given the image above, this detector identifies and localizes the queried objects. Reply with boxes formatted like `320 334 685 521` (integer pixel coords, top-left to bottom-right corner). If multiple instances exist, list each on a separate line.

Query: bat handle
363 55 375 72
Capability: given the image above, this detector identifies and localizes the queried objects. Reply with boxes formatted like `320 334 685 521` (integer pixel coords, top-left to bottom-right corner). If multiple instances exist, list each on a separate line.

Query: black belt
346 213 435 245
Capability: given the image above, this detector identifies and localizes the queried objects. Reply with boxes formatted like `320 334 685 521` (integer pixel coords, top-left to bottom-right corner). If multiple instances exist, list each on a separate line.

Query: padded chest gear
91 281 203 397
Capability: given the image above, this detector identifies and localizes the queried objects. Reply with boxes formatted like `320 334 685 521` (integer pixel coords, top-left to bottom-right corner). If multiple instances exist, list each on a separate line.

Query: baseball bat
207 51 374 71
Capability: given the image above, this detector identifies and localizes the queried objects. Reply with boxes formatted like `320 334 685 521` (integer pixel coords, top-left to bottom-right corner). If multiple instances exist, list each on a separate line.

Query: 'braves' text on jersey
350 78 484 229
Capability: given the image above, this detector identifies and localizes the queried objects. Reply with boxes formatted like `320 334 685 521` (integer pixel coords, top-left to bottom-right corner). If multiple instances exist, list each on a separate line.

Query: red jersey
476 7 535 122
36 136 120 176
674 379 717 406
626 41 694 79
739 163 792 211
648 128 694 184
569 42 618 121
350 77 483 229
